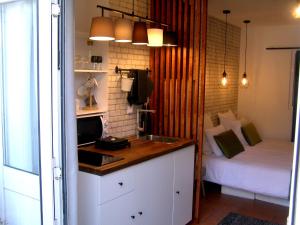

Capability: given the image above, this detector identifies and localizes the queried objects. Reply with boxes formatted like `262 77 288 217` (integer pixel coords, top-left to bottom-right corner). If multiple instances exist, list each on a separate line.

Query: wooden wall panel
150 0 208 221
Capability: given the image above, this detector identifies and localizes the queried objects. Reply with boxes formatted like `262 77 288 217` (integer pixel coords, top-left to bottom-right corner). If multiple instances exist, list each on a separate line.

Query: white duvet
203 139 294 199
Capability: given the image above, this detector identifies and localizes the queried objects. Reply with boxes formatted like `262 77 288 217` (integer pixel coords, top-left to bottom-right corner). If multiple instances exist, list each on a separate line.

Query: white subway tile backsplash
107 0 149 138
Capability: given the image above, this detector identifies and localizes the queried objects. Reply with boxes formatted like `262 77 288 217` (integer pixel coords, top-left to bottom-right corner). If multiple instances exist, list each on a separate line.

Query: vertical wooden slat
180 0 189 138
149 0 155 127
186 0 195 139
158 0 165 135
163 0 171 136
194 0 208 221
192 0 201 142
174 0 182 137
169 0 177 137
153 0 160 134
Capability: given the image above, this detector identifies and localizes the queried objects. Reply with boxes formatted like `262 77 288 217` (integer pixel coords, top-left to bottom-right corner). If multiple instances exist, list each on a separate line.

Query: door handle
176 191 180 194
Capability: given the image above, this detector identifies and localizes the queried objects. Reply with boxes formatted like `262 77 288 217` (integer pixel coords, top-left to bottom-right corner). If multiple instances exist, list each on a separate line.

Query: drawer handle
176 191 180 195
131 215 135 219
118 182 123 186
138 211 143 216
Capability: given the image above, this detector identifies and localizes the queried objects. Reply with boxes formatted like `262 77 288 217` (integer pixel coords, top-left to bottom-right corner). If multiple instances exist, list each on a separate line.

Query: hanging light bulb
147 28 163 47
89 8 115 41
221 71 228 87
241 20 250 88
293 0 300 18
241 73 249 86
115 15 133 43
221 10 230 87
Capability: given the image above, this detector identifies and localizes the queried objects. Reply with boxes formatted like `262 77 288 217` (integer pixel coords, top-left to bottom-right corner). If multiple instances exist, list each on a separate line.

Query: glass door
0 0 62 224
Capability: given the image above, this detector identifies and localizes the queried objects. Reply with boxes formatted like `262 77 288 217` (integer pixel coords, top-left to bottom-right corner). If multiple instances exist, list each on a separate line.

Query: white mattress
203 139 294 199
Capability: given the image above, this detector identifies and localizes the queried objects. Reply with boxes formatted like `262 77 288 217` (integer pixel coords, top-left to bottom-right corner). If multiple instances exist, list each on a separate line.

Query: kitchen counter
78 136 194 175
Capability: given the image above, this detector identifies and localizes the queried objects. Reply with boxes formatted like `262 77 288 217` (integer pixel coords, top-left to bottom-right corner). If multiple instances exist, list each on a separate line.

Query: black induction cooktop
78 150 124 167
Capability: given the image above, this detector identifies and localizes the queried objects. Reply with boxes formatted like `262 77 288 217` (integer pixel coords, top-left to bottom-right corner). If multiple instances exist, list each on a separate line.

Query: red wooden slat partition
150 0 207 221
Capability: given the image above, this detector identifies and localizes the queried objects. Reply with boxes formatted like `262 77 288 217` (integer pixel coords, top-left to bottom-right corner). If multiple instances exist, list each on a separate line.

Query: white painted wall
238 25 300 140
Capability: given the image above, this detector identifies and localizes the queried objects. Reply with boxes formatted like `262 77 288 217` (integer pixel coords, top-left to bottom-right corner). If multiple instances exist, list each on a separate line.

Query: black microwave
77 115 104 146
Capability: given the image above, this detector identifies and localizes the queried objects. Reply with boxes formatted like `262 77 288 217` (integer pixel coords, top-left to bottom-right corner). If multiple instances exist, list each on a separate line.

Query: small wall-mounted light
147 28 163 47
89 8 115 41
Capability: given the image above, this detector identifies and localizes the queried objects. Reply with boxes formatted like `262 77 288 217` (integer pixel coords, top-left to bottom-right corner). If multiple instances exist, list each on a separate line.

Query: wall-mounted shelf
74 69 108 73
76 108 107 118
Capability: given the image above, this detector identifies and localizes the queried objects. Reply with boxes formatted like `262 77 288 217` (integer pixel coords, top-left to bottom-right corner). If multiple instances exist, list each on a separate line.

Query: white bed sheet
203 139 294 199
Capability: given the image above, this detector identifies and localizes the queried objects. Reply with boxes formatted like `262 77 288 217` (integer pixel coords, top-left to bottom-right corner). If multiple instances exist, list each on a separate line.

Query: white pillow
205 125 226 156
204 113 214 129
237 116 249 126
202 113 214 155
218 110 236 124
202 137 213 155
220 118 248 146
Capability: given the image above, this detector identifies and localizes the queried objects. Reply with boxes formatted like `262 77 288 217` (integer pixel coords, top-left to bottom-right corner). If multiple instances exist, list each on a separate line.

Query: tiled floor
192 183 289 225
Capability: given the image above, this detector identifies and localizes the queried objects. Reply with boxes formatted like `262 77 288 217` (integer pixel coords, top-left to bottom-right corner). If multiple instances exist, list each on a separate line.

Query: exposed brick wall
107 0 150 137
205 16 241 125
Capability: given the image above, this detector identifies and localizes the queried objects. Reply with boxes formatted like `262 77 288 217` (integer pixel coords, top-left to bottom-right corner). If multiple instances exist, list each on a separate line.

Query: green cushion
213 130 245 159
241 123 262 146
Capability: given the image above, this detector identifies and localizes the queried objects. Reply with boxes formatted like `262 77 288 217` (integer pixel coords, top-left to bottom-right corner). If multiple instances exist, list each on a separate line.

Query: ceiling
208 0 300 27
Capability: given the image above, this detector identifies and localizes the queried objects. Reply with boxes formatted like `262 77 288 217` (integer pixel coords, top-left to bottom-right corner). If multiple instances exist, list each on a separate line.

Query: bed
203 139 294 206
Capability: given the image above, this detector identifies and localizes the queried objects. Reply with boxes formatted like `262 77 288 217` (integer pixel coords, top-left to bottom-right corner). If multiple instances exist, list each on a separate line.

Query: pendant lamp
115 15 133 43
132 21 149 45
163 31 178 47
241 20 250 88
89 8 115 41
147 28 163 47
221 10 230 87
131 0 148 45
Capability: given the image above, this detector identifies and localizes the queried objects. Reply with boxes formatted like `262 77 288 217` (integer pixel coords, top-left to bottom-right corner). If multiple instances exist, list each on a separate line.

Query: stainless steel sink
139 135 179 143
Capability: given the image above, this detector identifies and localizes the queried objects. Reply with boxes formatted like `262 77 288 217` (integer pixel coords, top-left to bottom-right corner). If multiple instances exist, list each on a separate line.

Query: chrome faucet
136 109 156 138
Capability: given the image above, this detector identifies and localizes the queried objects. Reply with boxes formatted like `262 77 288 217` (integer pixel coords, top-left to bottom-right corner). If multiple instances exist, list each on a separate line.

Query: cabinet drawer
98 167 134 204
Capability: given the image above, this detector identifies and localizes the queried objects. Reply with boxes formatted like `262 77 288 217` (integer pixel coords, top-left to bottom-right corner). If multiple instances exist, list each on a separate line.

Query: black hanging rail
115 66 151 74
266 47 300 50
97 5 169 27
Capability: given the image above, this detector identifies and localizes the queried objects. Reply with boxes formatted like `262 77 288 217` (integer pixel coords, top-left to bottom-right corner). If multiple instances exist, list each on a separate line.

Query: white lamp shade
115 18 133 42
147 28 163 47
89 16 115 41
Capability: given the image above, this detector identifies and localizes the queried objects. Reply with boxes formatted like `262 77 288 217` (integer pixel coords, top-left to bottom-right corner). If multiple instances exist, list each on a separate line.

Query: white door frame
289 66 300 225
38 0 55 223
39 0 63 224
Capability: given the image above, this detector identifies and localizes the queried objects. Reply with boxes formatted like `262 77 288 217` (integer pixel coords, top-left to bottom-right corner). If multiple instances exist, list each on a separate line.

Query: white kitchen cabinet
78 145 195 225
172 146 195 225
135 153 174 225
99 192 137 225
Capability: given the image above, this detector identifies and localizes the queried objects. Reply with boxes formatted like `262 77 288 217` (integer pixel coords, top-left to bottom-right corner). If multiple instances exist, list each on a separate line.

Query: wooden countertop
78 136 194 176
